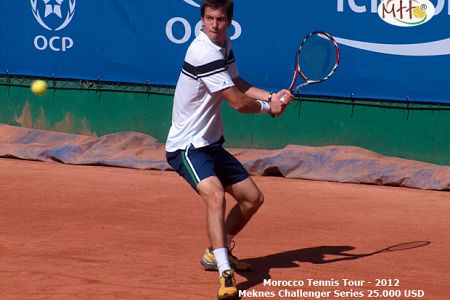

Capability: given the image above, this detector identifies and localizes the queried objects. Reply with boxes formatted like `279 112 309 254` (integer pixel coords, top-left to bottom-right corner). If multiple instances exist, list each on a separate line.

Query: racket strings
298 34 337 82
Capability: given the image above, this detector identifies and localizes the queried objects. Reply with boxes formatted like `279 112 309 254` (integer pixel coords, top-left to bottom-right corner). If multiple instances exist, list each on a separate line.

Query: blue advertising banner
1 0 450 103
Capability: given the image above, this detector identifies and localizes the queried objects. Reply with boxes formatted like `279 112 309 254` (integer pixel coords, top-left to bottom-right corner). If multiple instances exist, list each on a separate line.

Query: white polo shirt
165 30 239 152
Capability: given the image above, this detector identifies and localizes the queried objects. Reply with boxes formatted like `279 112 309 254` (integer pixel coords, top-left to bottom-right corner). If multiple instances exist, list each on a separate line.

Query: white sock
226 234 235 246
213 248 231 276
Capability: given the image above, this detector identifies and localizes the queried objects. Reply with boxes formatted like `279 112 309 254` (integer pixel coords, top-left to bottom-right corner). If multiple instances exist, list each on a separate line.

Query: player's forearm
234 77 272 102
235 98 265 114
222 86 269 114
228 94 264 114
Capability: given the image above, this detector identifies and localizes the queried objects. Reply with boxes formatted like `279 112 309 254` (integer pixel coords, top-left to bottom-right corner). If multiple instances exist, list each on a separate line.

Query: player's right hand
277 89 294 107
269 89 294 117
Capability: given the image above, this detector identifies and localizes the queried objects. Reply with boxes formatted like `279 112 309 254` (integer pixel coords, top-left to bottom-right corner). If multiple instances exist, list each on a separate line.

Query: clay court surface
0 158 449 299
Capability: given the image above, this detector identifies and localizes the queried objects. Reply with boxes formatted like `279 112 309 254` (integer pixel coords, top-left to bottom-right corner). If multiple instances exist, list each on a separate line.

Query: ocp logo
378 0 435 27
30 0 76 52
31 0 76 31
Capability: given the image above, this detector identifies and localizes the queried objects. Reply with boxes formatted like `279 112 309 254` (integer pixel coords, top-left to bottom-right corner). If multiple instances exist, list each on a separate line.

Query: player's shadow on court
237 242 430 291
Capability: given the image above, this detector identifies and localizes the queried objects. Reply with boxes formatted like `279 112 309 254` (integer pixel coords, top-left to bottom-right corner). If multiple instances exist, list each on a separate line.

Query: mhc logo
30 0 76 52
377 0 435 27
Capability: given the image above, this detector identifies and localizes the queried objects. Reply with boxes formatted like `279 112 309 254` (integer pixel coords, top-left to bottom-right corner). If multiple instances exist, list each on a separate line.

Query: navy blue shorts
166 137 249 190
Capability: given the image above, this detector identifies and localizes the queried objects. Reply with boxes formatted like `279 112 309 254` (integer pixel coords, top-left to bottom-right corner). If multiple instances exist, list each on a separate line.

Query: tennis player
165 0 293 298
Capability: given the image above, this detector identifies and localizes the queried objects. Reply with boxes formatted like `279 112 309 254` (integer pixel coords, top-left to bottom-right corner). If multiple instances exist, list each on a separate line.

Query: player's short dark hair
201 0 234 20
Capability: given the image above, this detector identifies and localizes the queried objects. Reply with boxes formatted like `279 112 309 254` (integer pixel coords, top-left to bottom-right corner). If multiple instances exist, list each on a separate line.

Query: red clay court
0 158 449 299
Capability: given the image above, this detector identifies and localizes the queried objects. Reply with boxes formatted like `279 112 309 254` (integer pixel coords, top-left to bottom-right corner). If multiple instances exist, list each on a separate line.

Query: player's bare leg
224 177 264 241
197 176 228 250
197 176 238 299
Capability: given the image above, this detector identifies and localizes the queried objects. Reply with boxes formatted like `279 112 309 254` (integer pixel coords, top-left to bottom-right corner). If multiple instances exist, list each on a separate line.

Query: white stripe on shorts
185 144 201 183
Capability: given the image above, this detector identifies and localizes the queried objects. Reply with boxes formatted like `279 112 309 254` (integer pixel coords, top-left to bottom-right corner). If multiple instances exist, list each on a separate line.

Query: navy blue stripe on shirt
182 59 227 79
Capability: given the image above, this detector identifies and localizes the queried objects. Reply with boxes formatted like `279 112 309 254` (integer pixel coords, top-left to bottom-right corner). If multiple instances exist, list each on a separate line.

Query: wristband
257 100 271 114
268 92 273 103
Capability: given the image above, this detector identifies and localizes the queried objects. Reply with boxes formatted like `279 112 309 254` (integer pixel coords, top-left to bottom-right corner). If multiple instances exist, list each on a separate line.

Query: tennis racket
288 31 340 96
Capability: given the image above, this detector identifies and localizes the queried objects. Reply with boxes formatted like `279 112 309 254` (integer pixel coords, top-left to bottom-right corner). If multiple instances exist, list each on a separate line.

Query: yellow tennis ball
31 80 48 96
